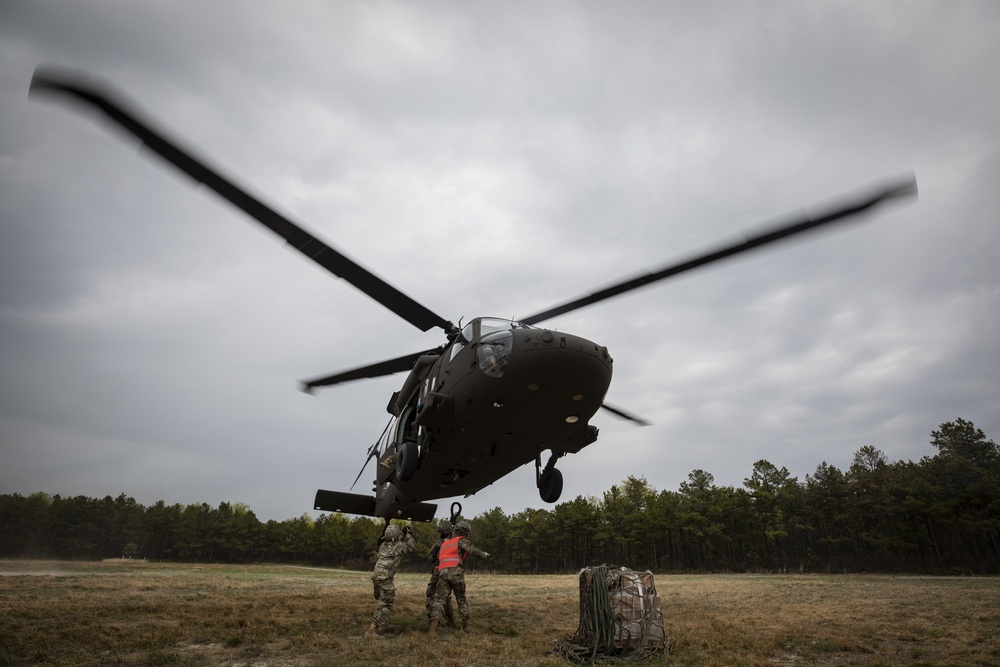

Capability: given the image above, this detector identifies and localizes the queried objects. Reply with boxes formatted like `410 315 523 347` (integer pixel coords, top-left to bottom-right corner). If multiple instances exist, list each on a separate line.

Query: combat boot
461 618 470 633
428 619 439 635
363 623 383 639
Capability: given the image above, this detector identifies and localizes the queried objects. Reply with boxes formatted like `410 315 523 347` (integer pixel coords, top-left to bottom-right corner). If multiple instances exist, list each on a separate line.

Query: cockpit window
476 330 513 377
460 322 476 343
478 317 531 337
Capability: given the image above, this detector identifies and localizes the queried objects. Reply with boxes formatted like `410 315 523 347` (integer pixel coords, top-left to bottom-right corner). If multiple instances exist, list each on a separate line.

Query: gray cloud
1 1 997 521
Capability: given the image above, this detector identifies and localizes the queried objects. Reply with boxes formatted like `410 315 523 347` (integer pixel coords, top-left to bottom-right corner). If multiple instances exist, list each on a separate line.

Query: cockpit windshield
451 318 534 368
473 318 532 378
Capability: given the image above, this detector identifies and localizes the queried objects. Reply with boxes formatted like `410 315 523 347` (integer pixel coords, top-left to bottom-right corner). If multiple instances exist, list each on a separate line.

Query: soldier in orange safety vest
428 520 489 633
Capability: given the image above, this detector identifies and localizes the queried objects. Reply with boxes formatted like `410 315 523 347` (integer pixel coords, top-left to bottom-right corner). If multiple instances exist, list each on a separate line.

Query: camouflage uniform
429 521 489 633
426 520 456 627
366 524 416 636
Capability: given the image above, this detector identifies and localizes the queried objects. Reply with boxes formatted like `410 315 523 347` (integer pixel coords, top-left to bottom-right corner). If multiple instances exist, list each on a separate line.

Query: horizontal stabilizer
315 489 375 516
314 489 438 522
392 501 439 523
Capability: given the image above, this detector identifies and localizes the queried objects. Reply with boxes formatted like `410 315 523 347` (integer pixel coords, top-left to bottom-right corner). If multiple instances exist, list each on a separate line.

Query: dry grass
1 560 998 666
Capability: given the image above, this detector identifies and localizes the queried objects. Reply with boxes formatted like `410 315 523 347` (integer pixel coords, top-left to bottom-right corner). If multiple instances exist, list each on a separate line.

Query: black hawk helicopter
30 66 917 525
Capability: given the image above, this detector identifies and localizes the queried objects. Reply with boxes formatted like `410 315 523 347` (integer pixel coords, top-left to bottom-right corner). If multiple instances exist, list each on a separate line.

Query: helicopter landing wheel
396 440 418 482
539 467 563 504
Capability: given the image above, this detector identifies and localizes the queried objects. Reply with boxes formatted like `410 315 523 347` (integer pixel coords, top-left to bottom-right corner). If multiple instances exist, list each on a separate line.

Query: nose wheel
536 451 564 503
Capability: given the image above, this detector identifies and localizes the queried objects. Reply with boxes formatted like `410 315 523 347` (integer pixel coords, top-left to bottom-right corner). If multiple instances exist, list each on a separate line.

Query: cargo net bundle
552 564 669 663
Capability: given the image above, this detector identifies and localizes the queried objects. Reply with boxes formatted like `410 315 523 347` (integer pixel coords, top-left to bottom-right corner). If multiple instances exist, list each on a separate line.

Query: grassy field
1 560 998 666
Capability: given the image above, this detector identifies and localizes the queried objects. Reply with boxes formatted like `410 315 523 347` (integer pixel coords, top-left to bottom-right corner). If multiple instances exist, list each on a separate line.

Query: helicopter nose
521 329 613 366
510 330 613 418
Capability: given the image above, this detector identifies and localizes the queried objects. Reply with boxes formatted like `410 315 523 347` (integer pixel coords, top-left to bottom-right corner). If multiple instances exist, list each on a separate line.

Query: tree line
2 419 996 574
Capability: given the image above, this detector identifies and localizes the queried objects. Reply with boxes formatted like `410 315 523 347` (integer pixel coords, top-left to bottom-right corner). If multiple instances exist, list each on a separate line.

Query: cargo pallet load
552 564 669 662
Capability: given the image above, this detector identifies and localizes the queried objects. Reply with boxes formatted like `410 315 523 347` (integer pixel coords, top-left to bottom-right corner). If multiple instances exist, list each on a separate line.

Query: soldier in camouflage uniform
426 519 457 628
428 520 489 634
364 523 416 638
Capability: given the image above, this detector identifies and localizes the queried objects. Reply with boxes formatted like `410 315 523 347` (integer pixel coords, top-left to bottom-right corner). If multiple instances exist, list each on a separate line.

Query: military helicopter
30 66 917 525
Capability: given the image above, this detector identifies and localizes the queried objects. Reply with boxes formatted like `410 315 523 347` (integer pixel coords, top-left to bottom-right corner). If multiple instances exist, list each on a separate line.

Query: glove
484 552 490 559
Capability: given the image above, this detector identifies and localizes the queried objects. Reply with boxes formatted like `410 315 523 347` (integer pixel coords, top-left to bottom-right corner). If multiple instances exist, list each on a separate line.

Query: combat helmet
384 524 402 541
436 519 453 536
454 520 471 537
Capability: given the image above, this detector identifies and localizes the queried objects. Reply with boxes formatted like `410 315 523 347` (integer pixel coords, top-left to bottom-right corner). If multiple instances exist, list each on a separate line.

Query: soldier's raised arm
458 537 489 560
402 525 417 552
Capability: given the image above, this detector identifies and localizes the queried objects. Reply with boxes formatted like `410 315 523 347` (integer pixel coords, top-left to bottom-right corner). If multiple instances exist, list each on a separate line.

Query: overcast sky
2 1 997 523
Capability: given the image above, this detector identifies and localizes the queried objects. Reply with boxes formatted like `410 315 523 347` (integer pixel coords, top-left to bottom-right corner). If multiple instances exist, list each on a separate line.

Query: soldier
426 519 457 628
364 523 416 638
428 520 489 634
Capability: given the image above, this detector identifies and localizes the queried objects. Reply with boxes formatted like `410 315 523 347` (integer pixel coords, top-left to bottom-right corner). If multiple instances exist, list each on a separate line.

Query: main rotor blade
300 348 442 392
29 65 454 334
519 175 917 326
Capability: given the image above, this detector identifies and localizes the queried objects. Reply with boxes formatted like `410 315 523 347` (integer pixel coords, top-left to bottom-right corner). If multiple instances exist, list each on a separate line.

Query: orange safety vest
437 536 465 570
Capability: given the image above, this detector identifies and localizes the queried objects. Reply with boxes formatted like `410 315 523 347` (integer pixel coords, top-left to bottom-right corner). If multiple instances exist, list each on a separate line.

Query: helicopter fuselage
314 317 612 520
368 317 612 515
